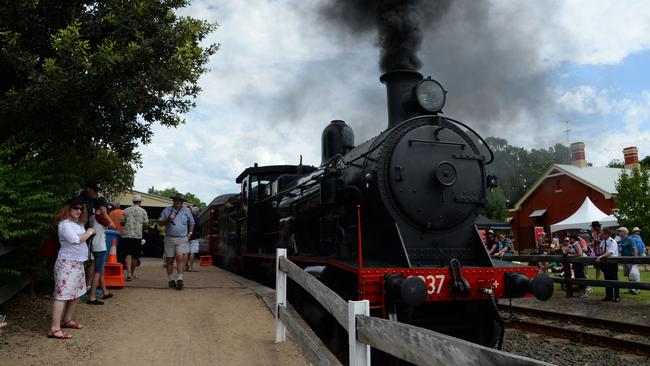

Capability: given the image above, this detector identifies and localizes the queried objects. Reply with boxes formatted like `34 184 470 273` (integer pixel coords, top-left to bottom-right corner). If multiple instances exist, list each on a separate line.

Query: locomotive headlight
415 77 446 113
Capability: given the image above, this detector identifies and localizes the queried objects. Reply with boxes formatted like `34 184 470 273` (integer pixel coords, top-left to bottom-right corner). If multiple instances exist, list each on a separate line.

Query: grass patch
551 266 650 303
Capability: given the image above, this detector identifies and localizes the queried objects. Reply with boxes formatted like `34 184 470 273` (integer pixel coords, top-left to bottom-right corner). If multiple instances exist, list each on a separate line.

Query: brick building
508 143 640 252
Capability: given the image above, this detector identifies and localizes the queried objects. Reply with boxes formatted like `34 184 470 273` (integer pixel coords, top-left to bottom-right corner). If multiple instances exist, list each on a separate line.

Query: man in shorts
122 195 149 281
159 193 194 290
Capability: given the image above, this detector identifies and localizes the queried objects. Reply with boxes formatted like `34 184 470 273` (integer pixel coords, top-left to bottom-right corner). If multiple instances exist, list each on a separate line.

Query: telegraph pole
564 120 571 160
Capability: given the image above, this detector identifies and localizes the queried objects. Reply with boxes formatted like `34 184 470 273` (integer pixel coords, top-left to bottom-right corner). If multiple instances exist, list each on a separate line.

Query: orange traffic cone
104 230 124 288
107 236 118 264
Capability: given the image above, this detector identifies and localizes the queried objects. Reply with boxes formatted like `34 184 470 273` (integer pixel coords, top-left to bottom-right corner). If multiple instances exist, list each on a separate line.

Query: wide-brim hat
632 227 641 233
617 227 629 234
591 221 601 227
172 193 185 201
132 194 142 202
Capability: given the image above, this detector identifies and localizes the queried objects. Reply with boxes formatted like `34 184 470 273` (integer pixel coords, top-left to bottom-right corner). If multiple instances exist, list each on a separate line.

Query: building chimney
623 146 639 169
570 142 588 168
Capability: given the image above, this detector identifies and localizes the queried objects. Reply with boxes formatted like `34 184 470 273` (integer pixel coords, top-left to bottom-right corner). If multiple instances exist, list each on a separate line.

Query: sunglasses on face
71 206 83 211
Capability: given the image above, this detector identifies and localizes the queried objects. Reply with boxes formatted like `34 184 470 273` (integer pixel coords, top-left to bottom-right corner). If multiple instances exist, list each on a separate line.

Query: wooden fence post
563 253 573 298
348 300 370 366
276 248 287 343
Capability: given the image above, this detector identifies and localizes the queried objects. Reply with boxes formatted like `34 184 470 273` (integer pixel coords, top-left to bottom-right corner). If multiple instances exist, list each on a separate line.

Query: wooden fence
494 255 650 297
0 242 31 305
274 249 553 366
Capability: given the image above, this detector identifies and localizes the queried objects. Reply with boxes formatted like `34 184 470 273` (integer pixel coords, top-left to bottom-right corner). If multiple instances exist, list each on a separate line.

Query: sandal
126 277 132 282
61 320 83 329
47 328 72 339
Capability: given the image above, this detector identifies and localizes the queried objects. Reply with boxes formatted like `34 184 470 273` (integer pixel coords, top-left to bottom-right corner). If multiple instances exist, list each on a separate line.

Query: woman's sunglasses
71 206 84 211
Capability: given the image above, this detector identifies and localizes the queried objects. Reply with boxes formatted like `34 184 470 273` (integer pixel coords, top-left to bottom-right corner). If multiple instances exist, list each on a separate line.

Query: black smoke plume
319 0 451 72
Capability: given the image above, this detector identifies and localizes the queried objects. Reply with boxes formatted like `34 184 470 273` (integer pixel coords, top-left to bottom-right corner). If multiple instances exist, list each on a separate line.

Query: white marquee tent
549 197 618 233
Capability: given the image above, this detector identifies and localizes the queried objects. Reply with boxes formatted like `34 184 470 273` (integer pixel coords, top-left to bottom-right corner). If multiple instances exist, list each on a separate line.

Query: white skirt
53 259 86 300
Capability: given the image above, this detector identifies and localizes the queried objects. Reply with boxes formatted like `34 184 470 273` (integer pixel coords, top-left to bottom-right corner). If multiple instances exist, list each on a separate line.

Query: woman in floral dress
48 198 95 339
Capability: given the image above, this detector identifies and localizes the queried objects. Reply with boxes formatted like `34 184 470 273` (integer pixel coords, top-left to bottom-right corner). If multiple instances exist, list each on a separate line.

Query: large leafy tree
483 187 508 221
614 166 650 237
0 0 217 275
484 137 570 206
147 186 206 209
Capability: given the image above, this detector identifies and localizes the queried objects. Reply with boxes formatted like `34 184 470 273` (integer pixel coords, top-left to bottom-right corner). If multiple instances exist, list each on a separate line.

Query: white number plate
413 274 446 295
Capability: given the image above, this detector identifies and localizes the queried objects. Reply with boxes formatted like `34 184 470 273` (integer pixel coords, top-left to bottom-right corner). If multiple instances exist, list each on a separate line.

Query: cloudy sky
134 0 650 203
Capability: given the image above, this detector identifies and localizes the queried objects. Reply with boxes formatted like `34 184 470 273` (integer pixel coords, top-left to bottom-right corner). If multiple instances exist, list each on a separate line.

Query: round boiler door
435 162 457 186
383 122 483 230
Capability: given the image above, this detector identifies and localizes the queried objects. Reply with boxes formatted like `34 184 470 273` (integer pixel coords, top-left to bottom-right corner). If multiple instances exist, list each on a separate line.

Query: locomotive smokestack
380 70 423 128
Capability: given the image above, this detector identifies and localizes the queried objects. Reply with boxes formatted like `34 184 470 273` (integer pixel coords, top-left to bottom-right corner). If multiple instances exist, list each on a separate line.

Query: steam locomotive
203 69 552 357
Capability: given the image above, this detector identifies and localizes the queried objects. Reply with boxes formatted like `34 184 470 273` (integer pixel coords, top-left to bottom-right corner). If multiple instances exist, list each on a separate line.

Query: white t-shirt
602 237 619 256
57 219 89 261
90 215 107 252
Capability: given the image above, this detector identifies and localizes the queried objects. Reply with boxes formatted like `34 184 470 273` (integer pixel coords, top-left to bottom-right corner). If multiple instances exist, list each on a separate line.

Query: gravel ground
501 295 650 366
0 259 310 366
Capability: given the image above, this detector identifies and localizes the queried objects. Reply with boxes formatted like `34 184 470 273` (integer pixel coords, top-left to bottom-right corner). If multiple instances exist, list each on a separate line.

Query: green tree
484 137 569 206
483 187 508 221
607 159 624 168
148 186 206 209
614 166 650 236
0 0 216 276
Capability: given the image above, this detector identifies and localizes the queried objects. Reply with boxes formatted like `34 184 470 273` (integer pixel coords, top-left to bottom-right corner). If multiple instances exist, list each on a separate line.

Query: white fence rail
274 249 553 366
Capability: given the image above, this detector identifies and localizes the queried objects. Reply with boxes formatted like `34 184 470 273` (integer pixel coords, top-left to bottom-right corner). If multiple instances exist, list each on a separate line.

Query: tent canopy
475 215 511 230
550 197 618 233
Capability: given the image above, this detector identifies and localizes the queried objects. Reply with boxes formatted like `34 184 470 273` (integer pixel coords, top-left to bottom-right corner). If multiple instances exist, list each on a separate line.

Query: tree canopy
0 0 216 276
484 137 570 206
614 166 650 237
148 186 206 209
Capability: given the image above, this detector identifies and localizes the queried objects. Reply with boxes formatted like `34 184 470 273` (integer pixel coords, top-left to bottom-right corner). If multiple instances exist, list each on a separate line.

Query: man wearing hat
74 180 101 218
596 228 620 302
122 194 149 281
631 227 647 271
159 193 194 290
618 227 640 294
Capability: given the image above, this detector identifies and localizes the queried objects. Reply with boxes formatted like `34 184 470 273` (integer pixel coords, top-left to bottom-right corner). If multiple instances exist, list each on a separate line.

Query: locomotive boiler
209 69 553 357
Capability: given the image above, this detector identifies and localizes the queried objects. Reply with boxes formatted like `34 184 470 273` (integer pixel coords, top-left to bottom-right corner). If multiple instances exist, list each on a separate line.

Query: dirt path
0 258 311 366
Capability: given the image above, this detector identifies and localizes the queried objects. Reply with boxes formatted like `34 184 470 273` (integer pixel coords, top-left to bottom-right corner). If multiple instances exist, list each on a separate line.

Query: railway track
499 304 650 357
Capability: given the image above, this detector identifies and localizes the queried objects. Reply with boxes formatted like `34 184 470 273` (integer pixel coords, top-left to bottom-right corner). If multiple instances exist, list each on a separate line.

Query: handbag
629 264 641 282
38 238 60 259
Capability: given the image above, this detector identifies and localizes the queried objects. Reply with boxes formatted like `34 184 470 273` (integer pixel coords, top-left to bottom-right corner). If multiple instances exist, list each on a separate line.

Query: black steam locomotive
206 69 552 357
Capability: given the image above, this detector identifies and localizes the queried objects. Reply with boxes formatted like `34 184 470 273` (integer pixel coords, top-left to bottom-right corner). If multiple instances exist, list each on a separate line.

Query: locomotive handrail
443 117 495 164
276 249 553 366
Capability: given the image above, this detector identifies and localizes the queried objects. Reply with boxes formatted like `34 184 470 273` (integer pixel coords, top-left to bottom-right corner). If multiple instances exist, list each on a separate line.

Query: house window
555 179 562 193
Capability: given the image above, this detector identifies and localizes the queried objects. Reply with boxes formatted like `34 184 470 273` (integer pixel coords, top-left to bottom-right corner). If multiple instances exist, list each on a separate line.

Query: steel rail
499 304 650 337
501 305 650 357
507 320 650 357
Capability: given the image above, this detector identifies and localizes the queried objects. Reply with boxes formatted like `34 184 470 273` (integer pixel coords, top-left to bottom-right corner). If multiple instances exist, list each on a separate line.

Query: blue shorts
93 250 108 274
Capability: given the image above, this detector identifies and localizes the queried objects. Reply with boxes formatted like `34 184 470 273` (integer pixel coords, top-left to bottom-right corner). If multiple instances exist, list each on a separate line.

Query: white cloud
544 1 650 65
555 86 614 114
134 1 650 203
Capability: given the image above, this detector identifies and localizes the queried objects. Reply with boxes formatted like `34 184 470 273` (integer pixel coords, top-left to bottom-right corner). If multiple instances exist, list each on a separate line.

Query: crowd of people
47 181 201 339
533 221 647 302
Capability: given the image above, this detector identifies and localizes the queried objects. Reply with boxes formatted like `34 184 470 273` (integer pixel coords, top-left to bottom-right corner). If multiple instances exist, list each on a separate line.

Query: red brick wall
509 174 617 252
